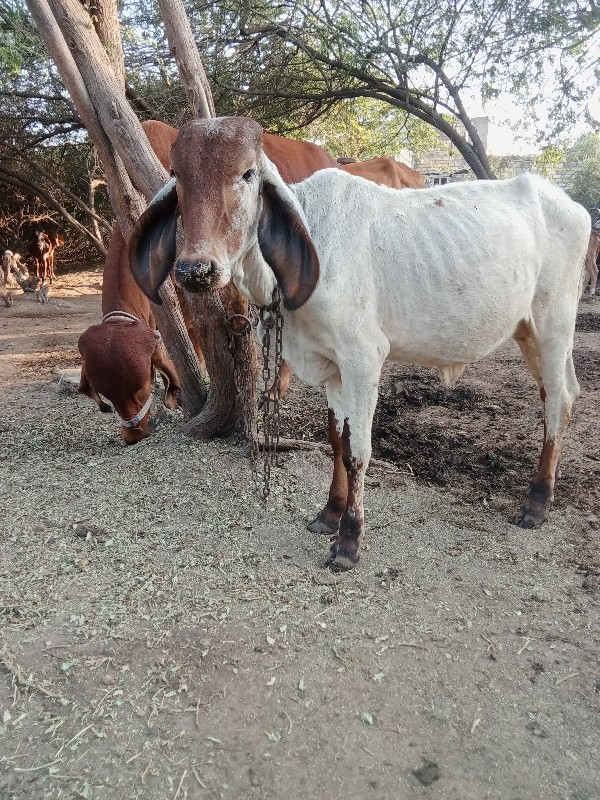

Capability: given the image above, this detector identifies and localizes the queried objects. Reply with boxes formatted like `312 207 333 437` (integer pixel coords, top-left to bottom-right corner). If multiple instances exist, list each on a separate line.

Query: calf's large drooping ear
257 174 320 311
129 178 179 305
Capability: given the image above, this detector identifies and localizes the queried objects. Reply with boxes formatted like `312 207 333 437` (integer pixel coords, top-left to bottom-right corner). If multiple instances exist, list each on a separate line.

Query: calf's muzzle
174 259 217 293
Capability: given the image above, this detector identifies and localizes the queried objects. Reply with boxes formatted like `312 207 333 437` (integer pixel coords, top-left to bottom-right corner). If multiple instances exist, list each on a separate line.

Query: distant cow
584 226 600 296
26 228 63 284
340 156 425 189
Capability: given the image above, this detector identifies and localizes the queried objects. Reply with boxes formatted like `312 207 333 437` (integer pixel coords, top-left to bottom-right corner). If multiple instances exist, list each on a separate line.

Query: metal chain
257 288 283 502
226 290 283 502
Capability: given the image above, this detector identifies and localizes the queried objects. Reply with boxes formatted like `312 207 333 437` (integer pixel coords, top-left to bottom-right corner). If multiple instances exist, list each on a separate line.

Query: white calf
130 117 591 571
1 249 23 287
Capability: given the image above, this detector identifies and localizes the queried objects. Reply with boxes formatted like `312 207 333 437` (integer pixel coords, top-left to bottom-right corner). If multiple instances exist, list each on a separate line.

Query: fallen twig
556 672 580 685
0 646 63 700
173 769 187 800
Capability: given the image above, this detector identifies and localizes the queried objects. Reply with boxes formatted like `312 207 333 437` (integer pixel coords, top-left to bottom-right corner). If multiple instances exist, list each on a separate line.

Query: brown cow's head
129 116 320 311
78 322 178 444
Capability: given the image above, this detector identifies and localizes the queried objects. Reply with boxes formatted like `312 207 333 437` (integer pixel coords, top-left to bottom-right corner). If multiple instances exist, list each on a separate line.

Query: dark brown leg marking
326 418 363 572
307 409 348 535
511 436 559 528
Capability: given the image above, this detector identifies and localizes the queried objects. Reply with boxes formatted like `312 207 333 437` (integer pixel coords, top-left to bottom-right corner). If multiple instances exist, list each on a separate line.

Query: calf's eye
242 169 255 182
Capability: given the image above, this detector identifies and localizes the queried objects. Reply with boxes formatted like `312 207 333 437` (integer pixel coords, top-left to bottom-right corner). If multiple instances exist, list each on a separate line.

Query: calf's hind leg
511 322 579 528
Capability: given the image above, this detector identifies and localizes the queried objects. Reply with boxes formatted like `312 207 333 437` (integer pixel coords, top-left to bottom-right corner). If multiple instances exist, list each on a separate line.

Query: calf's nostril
174 260 216 291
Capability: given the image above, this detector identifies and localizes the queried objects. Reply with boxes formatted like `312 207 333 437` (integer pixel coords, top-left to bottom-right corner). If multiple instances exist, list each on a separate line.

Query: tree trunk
156 0 215 119
26 0 207 416
88 176 105 243
157 0 258 446
93 0 125 90
182 287 257 442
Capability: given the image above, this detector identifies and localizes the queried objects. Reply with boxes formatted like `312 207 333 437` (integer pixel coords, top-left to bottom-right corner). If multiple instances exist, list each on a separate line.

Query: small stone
525 721 549 738
412 760 441 786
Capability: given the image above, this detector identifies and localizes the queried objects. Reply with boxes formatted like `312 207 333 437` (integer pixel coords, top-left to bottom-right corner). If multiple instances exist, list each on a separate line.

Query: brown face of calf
171 118 263 293
78 322 179 444
129 116 320 312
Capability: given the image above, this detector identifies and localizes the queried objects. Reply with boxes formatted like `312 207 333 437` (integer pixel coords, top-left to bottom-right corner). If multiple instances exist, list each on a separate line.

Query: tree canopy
213 0 600 178
0 0 599 250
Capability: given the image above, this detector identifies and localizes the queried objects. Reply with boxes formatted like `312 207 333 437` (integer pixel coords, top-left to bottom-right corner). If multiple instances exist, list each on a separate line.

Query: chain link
256 288 284 502
226 291 283 502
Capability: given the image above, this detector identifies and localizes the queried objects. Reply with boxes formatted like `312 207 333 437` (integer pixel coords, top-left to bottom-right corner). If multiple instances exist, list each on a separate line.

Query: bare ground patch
1 272 599 800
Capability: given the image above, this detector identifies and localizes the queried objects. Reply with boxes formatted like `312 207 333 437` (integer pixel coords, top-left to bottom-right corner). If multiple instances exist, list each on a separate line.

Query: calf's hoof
325 539 360 572
510 501 549 529
307 512 339 535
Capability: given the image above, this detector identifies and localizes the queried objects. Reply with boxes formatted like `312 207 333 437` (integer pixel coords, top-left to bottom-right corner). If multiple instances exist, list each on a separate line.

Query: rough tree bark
26 0 207 415
88 177 106 244
156 0 215 119
157 0 258 446
92 0 125 90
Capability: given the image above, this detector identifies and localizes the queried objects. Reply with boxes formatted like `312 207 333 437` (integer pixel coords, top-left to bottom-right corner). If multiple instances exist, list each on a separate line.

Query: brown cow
340 156 425 189
26 228 63 284
78 121 191 444
262 132 339 181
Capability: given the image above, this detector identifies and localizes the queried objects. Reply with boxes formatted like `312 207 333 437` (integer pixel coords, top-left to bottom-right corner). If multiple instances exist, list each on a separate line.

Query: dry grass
1 272 599 799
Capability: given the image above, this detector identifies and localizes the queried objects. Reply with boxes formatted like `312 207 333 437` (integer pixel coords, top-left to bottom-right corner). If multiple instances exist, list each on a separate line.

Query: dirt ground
0 270 599 800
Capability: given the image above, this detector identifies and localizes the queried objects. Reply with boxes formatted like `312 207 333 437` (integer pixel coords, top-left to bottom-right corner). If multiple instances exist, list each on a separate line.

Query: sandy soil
0 270 599 800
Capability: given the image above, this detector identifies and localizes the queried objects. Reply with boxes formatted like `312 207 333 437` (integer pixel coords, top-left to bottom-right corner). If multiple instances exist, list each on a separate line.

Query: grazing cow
130 117 590 571
584 226 600 296
78 224 183 443
78 120 188 444
340 156 425 189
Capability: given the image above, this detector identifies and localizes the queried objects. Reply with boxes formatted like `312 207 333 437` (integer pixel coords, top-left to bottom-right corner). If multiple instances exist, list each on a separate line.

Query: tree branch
0 168 107 256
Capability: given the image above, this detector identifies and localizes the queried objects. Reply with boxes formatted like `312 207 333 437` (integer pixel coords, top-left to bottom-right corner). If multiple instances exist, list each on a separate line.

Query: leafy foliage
564 133 600 209
533 146 566 180
0 0 599 257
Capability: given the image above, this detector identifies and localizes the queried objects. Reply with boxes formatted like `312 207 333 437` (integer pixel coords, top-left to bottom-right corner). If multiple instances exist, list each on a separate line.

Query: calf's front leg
307 407 348 534
318 369 381 572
